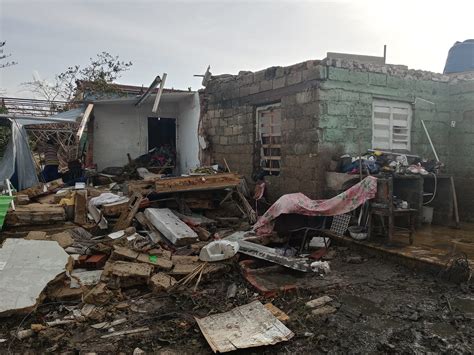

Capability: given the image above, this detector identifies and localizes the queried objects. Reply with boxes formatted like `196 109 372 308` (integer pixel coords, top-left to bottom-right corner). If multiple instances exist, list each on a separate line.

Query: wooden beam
152 73 167 113
76 103 93 143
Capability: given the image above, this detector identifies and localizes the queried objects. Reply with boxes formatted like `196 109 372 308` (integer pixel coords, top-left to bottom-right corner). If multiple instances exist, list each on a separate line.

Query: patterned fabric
252 176 378 236
44 145 59 165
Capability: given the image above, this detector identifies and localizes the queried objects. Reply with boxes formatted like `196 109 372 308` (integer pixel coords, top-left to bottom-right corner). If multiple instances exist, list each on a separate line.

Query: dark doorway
148 117 176 150
147 117 177 173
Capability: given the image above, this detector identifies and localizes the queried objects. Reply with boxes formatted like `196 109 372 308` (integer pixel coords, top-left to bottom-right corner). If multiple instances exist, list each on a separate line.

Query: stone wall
200 60 326 200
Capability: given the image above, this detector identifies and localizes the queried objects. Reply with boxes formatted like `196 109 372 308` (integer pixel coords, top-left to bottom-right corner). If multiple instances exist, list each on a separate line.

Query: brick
149 273 177 293
102 261 153 287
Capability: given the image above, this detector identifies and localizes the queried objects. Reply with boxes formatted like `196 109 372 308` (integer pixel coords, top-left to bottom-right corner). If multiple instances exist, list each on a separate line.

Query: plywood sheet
195 300 294 353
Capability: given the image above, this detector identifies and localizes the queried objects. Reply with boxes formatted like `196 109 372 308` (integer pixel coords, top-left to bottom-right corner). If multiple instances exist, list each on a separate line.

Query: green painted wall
319 66 452 160
318 65 474 220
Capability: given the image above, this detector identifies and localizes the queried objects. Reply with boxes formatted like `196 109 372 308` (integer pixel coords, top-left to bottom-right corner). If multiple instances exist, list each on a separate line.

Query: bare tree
0 41 18 69
23 52 132 102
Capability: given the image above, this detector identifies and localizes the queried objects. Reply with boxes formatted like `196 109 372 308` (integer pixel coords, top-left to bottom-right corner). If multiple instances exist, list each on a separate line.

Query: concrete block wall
318 66 452 162
201 58 474 220
447 81 474 221
200 60 326 200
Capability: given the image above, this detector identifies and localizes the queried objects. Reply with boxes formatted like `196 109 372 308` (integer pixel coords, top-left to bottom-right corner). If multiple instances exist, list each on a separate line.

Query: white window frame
256 103 281 175
372 99 412 151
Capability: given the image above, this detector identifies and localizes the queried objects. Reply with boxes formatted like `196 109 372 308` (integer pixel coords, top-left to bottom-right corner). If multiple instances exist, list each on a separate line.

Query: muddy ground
0 246 472 354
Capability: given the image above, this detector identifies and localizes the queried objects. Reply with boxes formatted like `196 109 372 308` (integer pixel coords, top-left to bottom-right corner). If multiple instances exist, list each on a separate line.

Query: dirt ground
1 246 472 354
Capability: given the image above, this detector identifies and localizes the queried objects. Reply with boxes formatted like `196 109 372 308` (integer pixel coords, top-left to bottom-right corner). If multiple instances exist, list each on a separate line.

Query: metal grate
329 214 351 236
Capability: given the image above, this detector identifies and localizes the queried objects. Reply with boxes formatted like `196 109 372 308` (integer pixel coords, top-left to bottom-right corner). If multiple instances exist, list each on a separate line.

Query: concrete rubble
0 153 471 353
0 239 70 315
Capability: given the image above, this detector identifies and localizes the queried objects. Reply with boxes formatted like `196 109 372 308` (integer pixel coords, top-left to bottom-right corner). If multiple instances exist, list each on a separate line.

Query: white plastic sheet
0 121 39 190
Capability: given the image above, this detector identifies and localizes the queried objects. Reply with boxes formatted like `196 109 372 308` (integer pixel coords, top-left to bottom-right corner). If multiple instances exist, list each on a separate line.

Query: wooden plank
113 193 142 231
101 199 129 216
76 103 93 142
74 190 88 225
5 204 66 227
155 173 240 194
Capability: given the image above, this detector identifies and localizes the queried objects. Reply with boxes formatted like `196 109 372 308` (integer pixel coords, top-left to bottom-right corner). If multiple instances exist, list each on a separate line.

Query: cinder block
237 135 247 144
273 76 286 89
349 71 369 85
232 125 243 135
296 90 313 104
328 67 350 82
287 71 303 86
327 102 350 116
224 126 233 135
368 73 387 86
259 80 273 91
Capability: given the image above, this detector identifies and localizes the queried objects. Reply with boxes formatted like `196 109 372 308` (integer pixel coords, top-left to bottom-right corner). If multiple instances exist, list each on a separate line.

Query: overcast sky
1 0 473 98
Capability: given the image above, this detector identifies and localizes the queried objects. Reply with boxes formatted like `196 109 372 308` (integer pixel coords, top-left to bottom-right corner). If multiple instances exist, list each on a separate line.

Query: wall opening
148 117 176 172
256 103 281 176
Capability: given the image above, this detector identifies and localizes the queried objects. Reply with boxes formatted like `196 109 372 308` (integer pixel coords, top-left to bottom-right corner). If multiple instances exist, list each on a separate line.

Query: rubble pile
0 169 472 353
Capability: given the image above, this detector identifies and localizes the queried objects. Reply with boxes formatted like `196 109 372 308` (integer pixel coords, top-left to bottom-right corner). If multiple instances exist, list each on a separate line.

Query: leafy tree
23 52 132 102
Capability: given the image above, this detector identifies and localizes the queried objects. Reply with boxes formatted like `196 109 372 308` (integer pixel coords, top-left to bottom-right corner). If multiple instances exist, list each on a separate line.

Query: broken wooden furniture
113 193 143 231
368 177 418 244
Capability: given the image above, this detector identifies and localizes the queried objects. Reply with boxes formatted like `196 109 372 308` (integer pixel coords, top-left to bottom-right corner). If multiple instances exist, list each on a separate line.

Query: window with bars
257 104 281 175
372 99 412 151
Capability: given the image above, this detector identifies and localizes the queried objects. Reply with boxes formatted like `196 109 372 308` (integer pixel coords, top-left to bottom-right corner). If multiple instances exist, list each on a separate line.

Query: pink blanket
253 176 378 236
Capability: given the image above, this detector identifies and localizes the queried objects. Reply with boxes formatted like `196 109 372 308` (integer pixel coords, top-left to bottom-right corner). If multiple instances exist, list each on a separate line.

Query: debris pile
0 168 471 353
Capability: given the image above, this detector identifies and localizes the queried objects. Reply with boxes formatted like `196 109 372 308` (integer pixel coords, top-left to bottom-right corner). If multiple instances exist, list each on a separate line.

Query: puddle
339 294 383 315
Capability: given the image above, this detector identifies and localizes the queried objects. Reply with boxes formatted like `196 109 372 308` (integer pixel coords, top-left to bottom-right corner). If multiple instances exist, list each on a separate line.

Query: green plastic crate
0 196 13 228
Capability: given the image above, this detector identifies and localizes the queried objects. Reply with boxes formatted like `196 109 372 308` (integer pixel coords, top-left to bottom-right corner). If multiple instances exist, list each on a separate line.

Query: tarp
252 176 378 236
0 121 39 190
0 106 86 190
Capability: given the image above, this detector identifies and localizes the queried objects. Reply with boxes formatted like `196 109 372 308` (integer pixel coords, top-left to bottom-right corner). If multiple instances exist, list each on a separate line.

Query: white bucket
422 206 434 224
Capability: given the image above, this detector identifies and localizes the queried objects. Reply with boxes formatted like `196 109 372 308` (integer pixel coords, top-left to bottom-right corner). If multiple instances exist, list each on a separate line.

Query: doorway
147 117 177 172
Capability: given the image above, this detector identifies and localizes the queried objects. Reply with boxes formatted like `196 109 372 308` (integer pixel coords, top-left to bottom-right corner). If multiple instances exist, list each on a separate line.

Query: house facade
84 86 201 174
199 56 474 221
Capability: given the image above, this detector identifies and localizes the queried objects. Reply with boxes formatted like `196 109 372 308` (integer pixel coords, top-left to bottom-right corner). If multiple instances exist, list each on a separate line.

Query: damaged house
80 83 201 174
199 52 474 222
